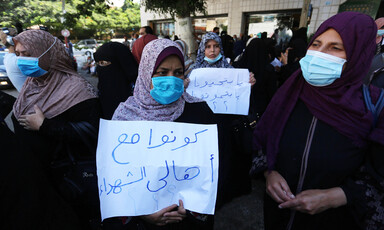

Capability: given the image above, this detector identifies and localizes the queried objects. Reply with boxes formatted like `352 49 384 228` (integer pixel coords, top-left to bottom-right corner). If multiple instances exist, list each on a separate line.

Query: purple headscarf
253 12 384 170
112 39 201 121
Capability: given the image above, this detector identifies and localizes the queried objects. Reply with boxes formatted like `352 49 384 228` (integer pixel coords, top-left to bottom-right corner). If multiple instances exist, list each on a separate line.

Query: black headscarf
233 38 277 115
94 42 138 119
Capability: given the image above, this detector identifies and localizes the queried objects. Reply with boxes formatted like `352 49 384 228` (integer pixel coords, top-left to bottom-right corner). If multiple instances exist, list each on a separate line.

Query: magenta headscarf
112 39 201 121
253 12 384 170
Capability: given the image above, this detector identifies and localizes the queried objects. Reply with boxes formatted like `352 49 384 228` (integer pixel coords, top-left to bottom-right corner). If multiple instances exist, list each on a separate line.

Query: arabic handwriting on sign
148 130 176 149
209 94 217 101
103 167 146 195
209 91 233 101
147 160 169 192
198 79 235 89
112 133 141 164
172 160 200 181
102 160 203 195
171 129 208 151
201 93 209 100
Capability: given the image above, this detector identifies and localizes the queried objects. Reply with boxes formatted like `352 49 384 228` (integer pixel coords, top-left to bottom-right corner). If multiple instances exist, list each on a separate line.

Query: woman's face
15 43 31 57
15 41 51 71
204 39 221 59
308 28 347 60
151 55 184 89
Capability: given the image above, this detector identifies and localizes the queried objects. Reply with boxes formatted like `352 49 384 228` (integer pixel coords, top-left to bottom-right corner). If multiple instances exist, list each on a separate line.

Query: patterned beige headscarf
13 30 97 119
112 39 201 121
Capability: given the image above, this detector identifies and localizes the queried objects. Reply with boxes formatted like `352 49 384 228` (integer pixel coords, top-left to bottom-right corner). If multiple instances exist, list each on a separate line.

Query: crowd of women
1 11 383 230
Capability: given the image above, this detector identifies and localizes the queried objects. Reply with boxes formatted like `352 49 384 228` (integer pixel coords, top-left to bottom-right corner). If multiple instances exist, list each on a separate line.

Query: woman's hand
18 105 45 131
249 72 256 86
280 48 291 66
278 187 347 215
164 199 186 219
140 200 186 226
265 170 295 203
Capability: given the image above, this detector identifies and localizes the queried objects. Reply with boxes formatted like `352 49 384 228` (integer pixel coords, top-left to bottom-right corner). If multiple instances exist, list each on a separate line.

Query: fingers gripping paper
96 119 219 220
187 68 251 115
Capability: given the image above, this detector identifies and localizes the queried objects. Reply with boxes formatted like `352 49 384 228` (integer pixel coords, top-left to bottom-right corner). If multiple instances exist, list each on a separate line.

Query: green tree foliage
0 0 140 39
143 0 206 18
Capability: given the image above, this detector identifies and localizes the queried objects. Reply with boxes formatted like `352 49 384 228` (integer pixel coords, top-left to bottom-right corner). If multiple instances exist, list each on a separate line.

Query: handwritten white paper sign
187 68 251 115
96 119 219 220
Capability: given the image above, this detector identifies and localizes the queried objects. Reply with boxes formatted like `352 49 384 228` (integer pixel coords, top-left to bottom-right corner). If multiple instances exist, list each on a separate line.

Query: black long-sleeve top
12 98 101 168
264 100 367 230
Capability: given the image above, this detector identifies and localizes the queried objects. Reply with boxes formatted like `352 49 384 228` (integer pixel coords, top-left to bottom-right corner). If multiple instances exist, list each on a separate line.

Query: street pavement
2 66 266 230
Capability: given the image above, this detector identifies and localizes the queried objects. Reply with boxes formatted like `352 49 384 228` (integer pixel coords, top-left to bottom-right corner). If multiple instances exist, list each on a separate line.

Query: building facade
140 0 347 39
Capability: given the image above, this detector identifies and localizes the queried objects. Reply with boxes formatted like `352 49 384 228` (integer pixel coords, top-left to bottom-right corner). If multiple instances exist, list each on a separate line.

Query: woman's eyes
155 71 183 76
98 61 111 66
311 43 319 48
15 52 31 57
205 45 219 49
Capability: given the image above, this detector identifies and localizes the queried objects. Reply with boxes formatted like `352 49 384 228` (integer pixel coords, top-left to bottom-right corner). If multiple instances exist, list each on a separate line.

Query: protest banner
96 119 219 220
186 68 251 115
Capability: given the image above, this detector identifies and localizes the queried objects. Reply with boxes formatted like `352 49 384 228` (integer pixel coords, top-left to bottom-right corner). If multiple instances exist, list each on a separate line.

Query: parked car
0 51 14 90
75 39 98 50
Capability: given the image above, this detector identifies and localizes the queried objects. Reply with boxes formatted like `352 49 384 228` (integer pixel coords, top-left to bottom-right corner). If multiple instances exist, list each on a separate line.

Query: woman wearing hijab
364 17 384 87
233 38 278 116
278 38 307 87
131 34 158 64
94 42 138 119
12 30 101 229
174 39 194 73
188 32 256 209
252 12 384 230
111 39 214 230
188 32 232 72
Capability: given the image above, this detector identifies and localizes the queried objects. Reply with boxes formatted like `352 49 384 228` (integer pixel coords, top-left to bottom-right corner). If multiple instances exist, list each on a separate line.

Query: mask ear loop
38 37 57 58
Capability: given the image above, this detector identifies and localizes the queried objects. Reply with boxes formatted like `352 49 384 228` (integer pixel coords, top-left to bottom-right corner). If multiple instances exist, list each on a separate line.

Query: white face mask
139 35 143 38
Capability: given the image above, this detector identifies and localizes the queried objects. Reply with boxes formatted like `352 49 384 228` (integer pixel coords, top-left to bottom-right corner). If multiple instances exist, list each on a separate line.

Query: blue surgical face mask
299 50 347 87
17 37 57 77
150 76 184 104
204 53 222 64
378 29 384 36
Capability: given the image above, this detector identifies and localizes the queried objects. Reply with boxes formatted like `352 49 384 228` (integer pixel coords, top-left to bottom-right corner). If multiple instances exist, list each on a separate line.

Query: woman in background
131 34 157 64
94 42 138 119
188 32 256 209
